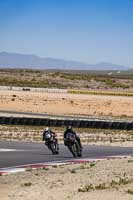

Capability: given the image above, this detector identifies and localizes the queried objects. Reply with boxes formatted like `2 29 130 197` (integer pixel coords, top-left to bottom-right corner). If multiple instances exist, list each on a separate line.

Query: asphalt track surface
0 141 133 169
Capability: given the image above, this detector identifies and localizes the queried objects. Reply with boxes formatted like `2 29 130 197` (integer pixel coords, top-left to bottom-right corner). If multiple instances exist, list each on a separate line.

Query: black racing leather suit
64 129 82 149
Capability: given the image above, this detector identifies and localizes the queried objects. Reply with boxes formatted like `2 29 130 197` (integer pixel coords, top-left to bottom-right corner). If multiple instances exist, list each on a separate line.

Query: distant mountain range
0 52 130 71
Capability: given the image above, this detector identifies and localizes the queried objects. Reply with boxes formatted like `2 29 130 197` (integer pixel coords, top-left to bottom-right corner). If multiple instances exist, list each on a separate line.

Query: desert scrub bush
25 167 33 172
69 169 77 173
78 183 108 192
21 182 32 187
110 179 120 187
95 183 108 190
90 162 96 167
110 177 133 187
73 165 86 171
42 167 49 171
12 94 17 97
79 164 86 170
70 100 74 104
99 78 129 89
52 165 58 168
78 177 133 193
71 163 90 171
127 189 133 195
128 160 133 163
78 184 94 192
56 73 91 81
0 125 43 131
119 177 132 185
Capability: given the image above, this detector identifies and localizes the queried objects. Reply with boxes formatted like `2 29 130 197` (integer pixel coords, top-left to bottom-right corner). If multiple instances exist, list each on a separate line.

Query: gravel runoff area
0 90 133 119
0 158 133 200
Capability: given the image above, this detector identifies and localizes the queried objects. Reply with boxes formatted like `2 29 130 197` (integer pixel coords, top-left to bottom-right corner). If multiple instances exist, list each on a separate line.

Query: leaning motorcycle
66 133 82 158
44 132 59 155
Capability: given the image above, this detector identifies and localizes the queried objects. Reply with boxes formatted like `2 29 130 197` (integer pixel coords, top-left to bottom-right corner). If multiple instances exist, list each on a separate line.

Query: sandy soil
0 90 133 119
0 158 133 200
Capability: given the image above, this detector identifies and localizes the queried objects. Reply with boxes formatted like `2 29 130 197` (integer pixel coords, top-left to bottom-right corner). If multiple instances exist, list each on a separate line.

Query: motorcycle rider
43 127 59 150
64 126 82 150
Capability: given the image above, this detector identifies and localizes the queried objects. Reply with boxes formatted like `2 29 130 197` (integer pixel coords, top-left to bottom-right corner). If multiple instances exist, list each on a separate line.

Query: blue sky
0 0 133 67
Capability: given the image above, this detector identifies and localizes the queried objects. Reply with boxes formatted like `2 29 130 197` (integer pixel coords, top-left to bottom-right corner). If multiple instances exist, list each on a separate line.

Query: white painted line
0 149 17 152
0 148 26 152
1 168 26 173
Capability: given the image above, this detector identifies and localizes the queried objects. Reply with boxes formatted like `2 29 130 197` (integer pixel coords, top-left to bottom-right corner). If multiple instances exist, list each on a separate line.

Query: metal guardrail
0 86 68 93
0 86 133 96
0 116 133 130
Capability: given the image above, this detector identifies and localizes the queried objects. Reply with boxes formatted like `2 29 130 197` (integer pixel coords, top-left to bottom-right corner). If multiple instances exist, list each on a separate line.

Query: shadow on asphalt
31 152 55 156
54 155 74 159
31 152 75 159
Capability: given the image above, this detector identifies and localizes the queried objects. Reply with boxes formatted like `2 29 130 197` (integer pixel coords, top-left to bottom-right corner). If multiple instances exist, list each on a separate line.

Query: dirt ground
0 158 133 200
0 90 133 119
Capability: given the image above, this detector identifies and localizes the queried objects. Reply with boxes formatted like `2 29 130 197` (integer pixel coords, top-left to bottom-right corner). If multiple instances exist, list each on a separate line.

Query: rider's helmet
45 127 50 131
66 125 72 131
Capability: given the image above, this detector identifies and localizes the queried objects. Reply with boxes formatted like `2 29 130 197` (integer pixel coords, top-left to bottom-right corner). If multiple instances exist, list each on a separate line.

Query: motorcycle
65 133 82 158
44 132 59 155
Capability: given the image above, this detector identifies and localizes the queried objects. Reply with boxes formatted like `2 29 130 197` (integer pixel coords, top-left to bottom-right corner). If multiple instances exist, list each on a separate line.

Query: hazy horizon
0 51 130 71
0 51 130 67
0 0 133 68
